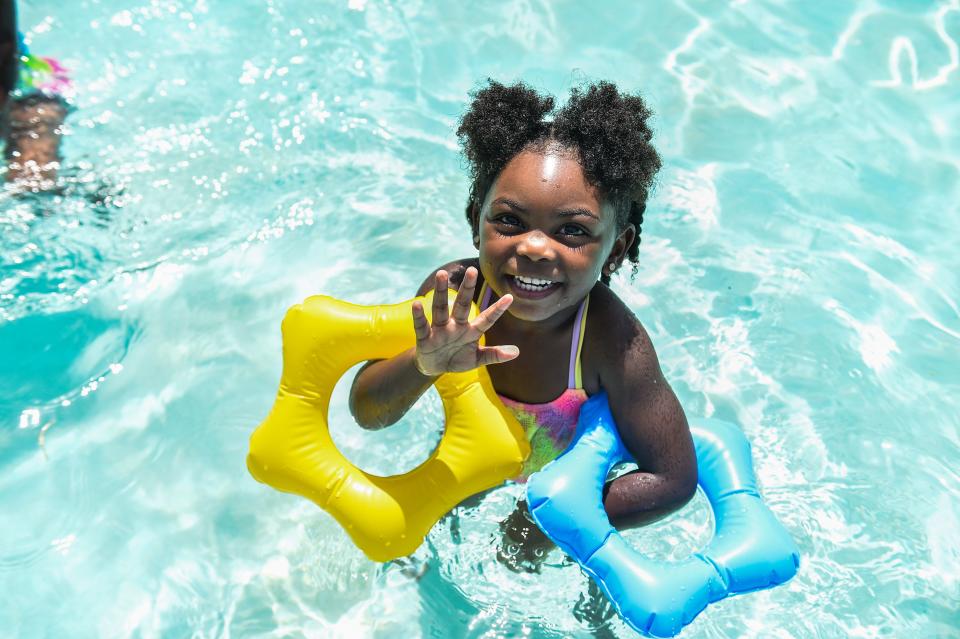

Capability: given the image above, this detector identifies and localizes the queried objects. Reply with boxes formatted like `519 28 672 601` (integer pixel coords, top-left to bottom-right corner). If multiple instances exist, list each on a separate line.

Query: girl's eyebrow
491 197 600 221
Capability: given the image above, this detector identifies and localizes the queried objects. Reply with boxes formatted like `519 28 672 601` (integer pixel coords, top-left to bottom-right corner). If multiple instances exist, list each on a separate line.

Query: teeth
515 276 554 287
513 275 557 291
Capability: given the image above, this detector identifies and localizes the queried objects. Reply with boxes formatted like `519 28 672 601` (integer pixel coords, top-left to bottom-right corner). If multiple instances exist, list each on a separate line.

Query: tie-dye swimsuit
479 282 590 482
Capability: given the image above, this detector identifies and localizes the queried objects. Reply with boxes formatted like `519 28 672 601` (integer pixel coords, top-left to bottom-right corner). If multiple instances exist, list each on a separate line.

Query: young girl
349 79 697 571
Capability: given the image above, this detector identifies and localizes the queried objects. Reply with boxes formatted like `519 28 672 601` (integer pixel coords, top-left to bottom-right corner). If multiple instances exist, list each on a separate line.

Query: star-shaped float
527 392 800 637
247 292 529 562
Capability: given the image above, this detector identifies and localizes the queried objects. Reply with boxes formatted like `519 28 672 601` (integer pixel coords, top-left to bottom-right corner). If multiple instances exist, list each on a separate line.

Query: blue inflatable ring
526 392 800 637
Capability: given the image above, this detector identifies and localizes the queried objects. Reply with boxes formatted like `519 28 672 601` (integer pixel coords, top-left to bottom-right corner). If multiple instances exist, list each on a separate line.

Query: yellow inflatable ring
247 291 530 562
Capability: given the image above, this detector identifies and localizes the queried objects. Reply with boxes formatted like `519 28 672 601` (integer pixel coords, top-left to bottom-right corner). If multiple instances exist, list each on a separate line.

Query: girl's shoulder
415 257 481 296
582 283 659 395
586 282 640 328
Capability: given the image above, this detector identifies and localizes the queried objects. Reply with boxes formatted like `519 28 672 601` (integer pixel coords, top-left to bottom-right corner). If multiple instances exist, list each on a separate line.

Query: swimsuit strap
568 294 589 389
478 280 589 390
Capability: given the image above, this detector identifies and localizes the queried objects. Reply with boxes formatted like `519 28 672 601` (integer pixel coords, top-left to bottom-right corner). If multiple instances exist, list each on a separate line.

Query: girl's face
476 148 634 325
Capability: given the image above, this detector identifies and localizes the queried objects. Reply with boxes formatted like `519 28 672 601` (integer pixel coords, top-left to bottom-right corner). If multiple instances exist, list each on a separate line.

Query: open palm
412 267 519 376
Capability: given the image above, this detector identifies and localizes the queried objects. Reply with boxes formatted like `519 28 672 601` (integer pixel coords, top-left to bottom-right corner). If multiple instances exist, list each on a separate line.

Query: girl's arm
499 296 696 566
349 261 516 429
593 286 698 527
348 265 456 430
499 288 696 571
348 347 438 430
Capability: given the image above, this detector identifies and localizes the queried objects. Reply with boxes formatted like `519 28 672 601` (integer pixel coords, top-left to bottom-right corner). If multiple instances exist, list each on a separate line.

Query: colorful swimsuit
479 282 590 482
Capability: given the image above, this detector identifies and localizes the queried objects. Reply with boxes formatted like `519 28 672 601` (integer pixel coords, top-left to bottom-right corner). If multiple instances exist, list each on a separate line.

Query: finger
477 344 519 366
452 267 477 323
412 300 431 342
472 293 513 334
432 270 449 326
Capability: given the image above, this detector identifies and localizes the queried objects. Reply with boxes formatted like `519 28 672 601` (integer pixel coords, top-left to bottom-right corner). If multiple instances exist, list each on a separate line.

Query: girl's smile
476 147 633 328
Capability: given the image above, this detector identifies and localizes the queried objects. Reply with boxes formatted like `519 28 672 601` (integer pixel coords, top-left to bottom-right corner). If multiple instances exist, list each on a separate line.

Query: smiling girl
350 79 697 570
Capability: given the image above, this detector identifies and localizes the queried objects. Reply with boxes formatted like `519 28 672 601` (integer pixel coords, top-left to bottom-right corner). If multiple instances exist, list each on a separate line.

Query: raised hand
411 267 518 377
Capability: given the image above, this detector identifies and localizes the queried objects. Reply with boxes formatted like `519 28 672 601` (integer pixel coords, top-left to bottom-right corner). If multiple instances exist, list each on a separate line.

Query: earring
606 263 617 274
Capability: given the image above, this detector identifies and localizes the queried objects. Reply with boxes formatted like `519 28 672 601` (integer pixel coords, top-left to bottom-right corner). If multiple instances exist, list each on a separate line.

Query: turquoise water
2 0 959 636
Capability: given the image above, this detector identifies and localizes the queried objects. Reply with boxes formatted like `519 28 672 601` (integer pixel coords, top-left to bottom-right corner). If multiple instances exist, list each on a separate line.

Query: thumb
478 345 519 366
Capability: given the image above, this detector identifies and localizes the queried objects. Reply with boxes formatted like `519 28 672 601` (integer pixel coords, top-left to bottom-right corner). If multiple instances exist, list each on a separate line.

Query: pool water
2 1 959 637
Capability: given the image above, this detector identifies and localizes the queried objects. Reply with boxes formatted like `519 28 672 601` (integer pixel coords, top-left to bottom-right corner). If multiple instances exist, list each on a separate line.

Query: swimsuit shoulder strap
480 280 493 311
480 281 589 390
568 295 589 390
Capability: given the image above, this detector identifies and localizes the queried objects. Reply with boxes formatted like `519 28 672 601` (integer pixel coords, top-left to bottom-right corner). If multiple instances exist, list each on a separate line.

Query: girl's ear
469 201 481 248
607 224 636 271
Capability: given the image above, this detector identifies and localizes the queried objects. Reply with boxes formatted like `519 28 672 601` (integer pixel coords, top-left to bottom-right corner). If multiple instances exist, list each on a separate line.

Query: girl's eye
494 214 521 227
559 224 588 237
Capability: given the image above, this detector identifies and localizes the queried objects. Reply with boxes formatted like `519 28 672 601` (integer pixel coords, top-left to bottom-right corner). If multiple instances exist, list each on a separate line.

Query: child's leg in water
572 578 617 637
500 507 617 635
393 493 561 577
5 95 67 187
497 499 557 573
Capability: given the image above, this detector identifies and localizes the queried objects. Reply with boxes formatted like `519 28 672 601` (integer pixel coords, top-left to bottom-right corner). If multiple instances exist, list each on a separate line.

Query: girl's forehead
487 149 612 218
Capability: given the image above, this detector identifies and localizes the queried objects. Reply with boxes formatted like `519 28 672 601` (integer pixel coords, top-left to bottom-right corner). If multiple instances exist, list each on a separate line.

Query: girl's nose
516 231 555 261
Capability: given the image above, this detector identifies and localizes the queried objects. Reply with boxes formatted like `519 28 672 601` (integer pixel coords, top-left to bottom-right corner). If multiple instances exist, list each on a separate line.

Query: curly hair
456 79 661 284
